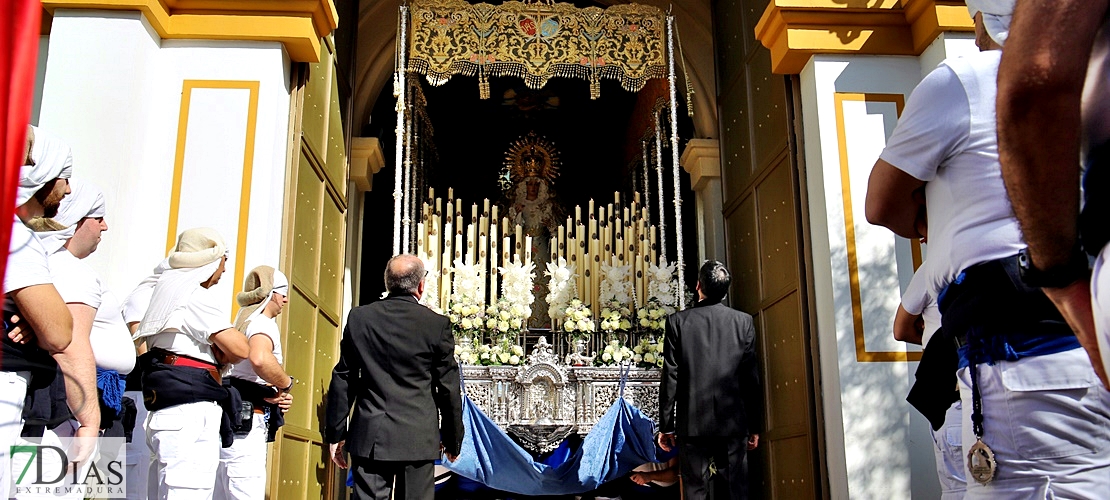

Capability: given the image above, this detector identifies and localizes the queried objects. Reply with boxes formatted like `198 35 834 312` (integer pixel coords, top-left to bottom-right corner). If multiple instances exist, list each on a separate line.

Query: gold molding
167 80 260 317
41 0 338 63
833 92 922 363
755 0 974 74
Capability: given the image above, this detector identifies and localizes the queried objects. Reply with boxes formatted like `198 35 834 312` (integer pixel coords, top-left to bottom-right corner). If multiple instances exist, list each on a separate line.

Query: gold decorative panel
769 435 816 498
302 47 332 159
283 286 317 431
276 437 310 500
319 200 344 313
408 0 666 97
292 152 323 293
762 291 807 431
749 49 789 172
757 159 798 298
720 79 754 197
727 194 760 315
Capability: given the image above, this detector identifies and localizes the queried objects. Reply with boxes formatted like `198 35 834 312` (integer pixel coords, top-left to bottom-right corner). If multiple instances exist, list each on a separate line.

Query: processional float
387 0 693 462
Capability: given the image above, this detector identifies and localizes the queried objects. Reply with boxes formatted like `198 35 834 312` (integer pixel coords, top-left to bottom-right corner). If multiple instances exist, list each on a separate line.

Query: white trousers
957 348 1110 499
1 371 30 499
146 402 222 500
1092 242 1110 383
932 400 966 499
214 414 267 500
124 390 149 500
12 420 96 500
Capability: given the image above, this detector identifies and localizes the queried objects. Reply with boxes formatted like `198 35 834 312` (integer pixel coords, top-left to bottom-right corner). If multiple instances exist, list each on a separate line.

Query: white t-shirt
227 315 283 384
145 286 233 364
879 49 1024 300
902 263 942 347
4 219 51 306
48 250 136 374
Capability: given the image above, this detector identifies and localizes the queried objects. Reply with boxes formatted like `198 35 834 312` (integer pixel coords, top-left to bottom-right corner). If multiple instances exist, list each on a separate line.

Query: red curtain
0 1 42 284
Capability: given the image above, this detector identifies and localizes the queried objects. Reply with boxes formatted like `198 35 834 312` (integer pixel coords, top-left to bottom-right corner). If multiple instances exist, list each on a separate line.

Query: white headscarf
122 257 172 325
36 179 106 255
235 268 289 332
20 126 73 207
967 0 1015 46
134 228 227 340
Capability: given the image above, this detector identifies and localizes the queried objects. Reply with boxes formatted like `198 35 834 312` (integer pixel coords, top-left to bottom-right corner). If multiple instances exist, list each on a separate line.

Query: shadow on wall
828 238 939 497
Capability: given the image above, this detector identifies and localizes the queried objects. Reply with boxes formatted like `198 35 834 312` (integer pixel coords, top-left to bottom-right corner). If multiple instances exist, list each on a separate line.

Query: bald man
325 255 463 500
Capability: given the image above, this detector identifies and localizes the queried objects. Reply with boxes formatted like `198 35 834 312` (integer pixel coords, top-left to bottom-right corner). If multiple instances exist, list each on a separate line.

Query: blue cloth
957 327 1081 369
441 394 660 495
96 368 125 413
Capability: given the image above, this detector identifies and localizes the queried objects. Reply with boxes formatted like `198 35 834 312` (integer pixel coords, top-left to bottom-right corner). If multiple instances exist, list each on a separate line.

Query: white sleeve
245 320 281 351
879 63 970 182
901 267 932 316
121 283 154 324
4 224 51 294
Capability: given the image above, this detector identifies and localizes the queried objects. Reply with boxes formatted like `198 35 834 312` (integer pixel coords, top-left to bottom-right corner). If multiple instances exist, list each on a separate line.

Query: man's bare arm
997 0 1109 270
56 304 101 434
865 159 926 239
247 334 293 388
210 327 249 363
10 284 73 353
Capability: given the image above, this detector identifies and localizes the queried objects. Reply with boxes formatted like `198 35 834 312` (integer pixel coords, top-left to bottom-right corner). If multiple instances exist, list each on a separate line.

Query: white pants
957 348 1110 499
1092 242 1110 382
146 402 222 500
1 371 30 499
214 414 267 500
124 390 149 500
932 400 966 499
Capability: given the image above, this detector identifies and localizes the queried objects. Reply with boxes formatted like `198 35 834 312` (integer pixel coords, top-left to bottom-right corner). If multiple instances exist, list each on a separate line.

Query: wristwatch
280 376 296 393
1017 245 1090 289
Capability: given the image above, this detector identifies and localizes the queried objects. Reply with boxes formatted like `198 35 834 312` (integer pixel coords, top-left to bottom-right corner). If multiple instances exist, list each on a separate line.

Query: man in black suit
658 260 763 499
325 254 464 500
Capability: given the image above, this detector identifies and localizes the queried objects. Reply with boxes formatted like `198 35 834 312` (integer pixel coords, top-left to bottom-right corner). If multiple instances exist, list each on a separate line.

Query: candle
558 225 566 263
525 236 532 263
515 225 524 261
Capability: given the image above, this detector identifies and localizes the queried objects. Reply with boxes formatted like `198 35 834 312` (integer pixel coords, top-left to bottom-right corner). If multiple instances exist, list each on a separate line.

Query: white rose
644 353 656 364
509 355 520 365
481 352 490 360
634 354 643 363
602 352 612 362
613 352 624 363
461 318 473 330
486 318 497 329
565 321 576 332
577 319 590 331
571 299 582 307
512 345 524 356
449 314 459 323
499 352 511 364
620 320 632 330
498 321 510 332
451 303 462 313
512 318 523 329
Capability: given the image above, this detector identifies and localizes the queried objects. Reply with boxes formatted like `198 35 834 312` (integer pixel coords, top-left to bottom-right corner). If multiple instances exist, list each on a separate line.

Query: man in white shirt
216 265 294 500
132 228 249 500
2 126 78 497
865 2 1110 496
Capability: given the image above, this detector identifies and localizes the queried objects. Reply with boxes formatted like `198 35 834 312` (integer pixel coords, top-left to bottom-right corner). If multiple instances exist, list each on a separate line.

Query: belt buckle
165 353 179 365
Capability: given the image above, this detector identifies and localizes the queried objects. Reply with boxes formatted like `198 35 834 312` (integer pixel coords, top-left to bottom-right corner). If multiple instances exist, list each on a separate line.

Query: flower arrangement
599 299 632 333
599 262 633 305
499 259 536 328
636 297 667 335
454 341 480 365
562 299 595 339
633 336 664 369
448 259 485 338
419 255 442 314
545 258 576 325
485 299 526 334
595 339 635 366
477 336 525 366
647 261 678 314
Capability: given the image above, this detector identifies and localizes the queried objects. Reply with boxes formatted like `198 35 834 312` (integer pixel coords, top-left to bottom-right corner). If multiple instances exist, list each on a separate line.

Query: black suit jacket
324 294 464 460
659 299 764 437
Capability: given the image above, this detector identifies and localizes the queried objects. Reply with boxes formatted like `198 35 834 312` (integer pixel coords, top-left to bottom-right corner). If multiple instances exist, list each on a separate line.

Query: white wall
36 10 292 314
800 36 980 499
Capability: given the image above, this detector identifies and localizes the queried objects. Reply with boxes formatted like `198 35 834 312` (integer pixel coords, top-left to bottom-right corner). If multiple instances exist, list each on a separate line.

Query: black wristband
280 376 295 393
1018 245 1090 289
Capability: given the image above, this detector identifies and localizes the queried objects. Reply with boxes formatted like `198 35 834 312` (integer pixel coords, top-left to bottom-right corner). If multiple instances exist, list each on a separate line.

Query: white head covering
967 0 1015 46
233 266 289 332
134 228 227 340
19 126 74 208
122 257 172 324
36 179 106 255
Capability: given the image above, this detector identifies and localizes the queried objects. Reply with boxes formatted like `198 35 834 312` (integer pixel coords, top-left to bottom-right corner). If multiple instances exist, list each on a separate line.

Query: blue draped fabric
441 393 660 495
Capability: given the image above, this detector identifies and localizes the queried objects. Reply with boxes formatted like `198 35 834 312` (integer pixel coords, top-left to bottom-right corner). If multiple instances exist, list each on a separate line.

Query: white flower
613 351 624 363
449 314 459 323
511 318 523 329
577 319 590 331
498 321 510 332
512 345 524 356
499 352 511 364
565 321 576 332
481 352 490 360
634 353 643 363
571 299 582 307
509 355 520 365
619 319 632 330
644 353 656 364
461 318 473 330
602 352 612 362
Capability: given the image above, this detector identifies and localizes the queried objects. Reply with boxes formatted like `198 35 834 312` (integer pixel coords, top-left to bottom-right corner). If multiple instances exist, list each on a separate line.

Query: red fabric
0 1 41 285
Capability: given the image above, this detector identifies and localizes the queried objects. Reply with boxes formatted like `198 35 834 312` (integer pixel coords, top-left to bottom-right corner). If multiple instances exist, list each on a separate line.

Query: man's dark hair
384 255 424 295
698 260 731 302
